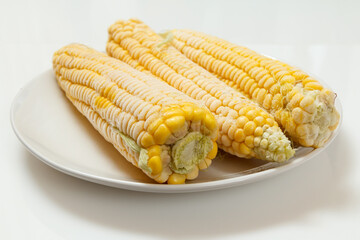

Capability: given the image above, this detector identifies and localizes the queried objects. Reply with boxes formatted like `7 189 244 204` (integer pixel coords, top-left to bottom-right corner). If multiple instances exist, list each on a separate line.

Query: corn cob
106 19 295 162
170 30 340 147
52 44 219 184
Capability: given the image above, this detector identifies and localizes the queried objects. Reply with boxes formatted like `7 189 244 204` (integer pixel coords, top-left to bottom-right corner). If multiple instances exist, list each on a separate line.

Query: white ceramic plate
11 70 342 193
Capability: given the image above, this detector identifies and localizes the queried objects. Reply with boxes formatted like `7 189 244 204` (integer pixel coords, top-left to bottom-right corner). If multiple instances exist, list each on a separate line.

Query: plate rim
10 69 343 193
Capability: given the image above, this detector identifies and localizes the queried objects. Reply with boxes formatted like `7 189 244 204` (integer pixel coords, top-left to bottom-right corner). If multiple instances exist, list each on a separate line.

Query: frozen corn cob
53 44 219 184
170 29 340 147
106 19 295 162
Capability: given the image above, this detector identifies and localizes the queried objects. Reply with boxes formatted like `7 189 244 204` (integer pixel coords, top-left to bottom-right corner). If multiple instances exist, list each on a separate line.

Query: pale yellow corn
170 29 340 147
106 19 295 162
53 44 218 184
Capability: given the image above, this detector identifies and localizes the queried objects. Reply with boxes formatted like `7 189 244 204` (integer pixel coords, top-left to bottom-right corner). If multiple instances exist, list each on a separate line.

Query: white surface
1 0 359 239
11 69 342 193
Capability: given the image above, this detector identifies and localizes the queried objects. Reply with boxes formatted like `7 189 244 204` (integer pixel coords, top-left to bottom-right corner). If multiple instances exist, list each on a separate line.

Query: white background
1 0 359 239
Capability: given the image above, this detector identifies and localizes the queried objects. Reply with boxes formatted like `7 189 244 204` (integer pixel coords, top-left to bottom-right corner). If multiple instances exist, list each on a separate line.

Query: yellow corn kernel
228 125 238 140
236 116 249 128
292 107 307 124
147 145 161 158
198 158 212 170
153 124 171 144
204 113 217 130
234 129 245 142
266 118 275 126
269 83 281 94
207 141 218 159
192 107 206 122
254 126 263 136
244 121 256 135
182 105 194 120
289 92 304 108
285 118 297 134
300 96 316 113
141 132 155 147
254 136 261 147
221 134 232 147
263 94 273 109
162 108 184 119
168 173 186 184
280 83 292 95
300 96 314 107
244 79 255 93
105 86 117 102
245 136 254 148
238 105 252 115
305 82 323 91
186 166 199 180
239 143 251 155
302 77 317 85
232 141 240 152
280 111 291 127
280 75 295 84
287 89 300 100
293 71 308 80
246 109 258 120
103 86 112 96
94 96 101 108
252 88 260 99
276 71 288 79
148 156 162 175
100 100 111 109
253 116 265 126
256 88 267 104
263 78 275 89
272 93 283 109
94 96 110 109
258 76 268 87
165 115 186 132
148 118 163 134
249 83 258 96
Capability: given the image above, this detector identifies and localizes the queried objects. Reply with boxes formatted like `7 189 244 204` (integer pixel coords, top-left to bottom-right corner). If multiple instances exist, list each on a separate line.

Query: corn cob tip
137 105 218 183
285 85 339 147
254 126 295 162
136 102 219 183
